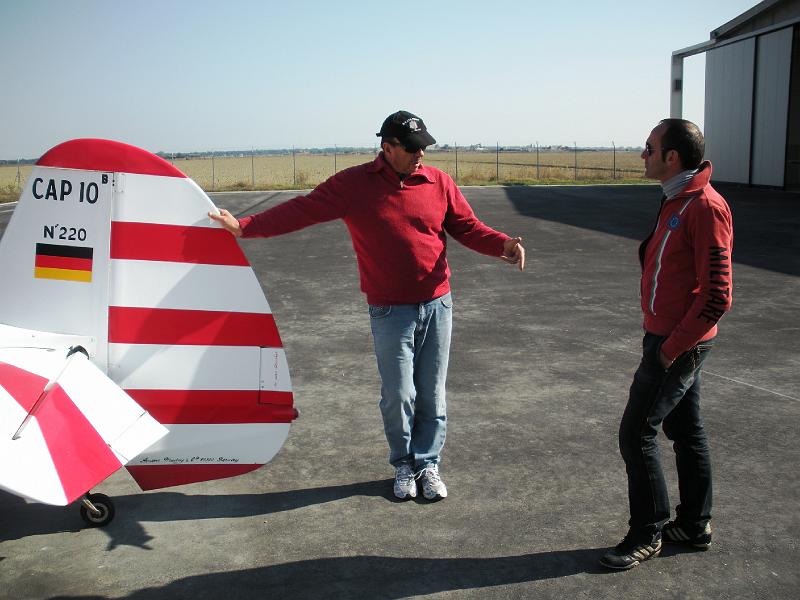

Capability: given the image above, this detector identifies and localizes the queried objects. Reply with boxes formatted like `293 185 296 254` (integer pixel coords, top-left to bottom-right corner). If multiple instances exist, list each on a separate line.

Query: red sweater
639 161 734 361
238 154 510 305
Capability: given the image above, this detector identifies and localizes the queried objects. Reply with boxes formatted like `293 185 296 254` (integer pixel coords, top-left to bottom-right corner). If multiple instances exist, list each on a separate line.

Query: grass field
0 150 645 202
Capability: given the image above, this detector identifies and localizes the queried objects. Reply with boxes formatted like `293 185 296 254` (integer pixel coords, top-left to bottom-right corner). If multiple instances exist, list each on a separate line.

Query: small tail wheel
79 493 115 527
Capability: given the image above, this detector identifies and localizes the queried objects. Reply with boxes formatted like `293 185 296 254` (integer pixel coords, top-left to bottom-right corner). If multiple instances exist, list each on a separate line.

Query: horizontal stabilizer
0 345 168 505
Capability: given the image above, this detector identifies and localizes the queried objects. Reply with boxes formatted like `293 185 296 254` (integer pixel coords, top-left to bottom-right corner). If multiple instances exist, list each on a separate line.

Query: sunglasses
644 142 674 157
389 140 426 154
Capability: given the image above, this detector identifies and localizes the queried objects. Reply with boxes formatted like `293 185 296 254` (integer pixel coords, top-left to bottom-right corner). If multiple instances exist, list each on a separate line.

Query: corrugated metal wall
704 39 755 184
786 26 800 188
704 26 794 187
752 27 793 186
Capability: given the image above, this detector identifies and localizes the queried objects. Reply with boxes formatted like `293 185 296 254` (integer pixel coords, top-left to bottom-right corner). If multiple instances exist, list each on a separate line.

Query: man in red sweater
209 111 525 501
600 119 733 569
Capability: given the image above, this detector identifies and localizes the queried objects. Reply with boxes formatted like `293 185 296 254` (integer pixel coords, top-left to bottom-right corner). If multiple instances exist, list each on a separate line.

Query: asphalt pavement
0 183 798 599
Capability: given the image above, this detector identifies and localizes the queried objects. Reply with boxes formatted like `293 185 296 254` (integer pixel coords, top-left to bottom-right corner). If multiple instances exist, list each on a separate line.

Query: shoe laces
396 464 415 484
416 464 441 485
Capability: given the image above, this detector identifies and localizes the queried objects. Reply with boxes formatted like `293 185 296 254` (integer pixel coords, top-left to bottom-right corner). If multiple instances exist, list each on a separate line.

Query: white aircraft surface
0 138 296 526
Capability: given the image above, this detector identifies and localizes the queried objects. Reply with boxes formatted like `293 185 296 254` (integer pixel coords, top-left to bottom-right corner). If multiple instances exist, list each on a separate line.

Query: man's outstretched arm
208 209 242 237
501 237 525 271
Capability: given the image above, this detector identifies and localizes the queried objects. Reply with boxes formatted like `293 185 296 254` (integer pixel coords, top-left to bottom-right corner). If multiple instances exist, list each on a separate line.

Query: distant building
671 0 800 188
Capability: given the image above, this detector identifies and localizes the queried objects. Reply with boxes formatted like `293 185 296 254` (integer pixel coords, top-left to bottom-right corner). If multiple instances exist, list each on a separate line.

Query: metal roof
711 0 797 39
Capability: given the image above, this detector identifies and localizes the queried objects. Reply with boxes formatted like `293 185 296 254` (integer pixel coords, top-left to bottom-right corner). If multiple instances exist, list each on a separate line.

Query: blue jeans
619 332 714 537
369 293 452 469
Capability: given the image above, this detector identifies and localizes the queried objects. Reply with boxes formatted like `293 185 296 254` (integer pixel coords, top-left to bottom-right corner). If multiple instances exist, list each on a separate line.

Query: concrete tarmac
0 184 798 599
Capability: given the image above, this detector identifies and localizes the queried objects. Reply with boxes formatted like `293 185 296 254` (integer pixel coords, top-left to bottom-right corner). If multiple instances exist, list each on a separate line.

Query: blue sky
0 0 758 159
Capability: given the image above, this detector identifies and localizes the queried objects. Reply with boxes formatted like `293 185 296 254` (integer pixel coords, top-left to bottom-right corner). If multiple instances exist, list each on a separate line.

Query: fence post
612 141 616 180
251 149 255 188
496 142 499 182
15 159 21 189
536 142 539 179
292 146 296 187
455 143 458 183
334 145 337 174
573 142 577 181
211 151 216 191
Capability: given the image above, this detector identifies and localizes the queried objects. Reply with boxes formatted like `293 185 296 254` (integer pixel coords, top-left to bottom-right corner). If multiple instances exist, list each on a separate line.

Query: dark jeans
619 332 714 537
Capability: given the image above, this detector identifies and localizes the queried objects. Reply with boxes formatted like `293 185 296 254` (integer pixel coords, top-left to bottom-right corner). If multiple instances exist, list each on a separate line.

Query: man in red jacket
600 119 733 570
210 111 525 502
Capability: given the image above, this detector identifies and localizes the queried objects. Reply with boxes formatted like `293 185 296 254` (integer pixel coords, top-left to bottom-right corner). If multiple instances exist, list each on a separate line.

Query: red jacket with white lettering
238 154 510 305
639 161 734 362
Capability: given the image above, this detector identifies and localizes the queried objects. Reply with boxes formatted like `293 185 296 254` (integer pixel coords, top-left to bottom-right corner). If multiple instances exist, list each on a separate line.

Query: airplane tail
0 139 296 492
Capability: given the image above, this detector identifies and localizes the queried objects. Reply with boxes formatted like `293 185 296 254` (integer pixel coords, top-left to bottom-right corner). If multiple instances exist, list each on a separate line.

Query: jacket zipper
649 231 671 315
647 195 697 315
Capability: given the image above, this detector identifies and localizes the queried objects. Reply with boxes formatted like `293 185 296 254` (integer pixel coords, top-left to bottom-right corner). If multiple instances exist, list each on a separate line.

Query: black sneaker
599 531 662 570
663 520 712 550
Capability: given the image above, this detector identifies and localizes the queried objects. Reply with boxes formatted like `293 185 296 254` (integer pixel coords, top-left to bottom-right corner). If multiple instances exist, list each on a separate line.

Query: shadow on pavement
0 480 395 548
49 548 609 600
501 184 800 276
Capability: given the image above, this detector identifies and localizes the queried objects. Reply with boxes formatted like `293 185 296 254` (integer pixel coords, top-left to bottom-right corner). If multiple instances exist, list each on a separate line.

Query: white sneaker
418 464 447 500
393 463 417 499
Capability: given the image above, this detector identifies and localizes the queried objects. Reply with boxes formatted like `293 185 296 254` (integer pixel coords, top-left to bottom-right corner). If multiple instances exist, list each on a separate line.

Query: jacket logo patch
667 214 681 230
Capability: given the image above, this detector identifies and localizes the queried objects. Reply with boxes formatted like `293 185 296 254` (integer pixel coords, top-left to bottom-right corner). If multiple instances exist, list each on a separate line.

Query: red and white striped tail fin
0 138 296 492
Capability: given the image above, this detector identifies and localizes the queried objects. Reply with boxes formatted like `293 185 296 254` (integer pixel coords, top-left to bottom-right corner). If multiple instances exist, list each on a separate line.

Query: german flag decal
34 243 94 282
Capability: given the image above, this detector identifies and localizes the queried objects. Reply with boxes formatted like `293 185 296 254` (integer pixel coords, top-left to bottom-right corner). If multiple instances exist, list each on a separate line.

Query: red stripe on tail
37 139 187 178
127 464 262 490
111 222 249 266
108 307 282 346
125 389 296 424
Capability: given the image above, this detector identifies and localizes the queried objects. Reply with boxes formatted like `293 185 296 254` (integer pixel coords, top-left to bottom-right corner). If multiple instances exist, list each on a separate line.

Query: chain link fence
1 143 646 201
169 145 645 191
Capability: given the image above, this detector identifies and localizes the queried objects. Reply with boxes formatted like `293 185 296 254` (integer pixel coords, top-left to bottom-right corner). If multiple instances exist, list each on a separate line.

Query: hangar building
671 0 800 188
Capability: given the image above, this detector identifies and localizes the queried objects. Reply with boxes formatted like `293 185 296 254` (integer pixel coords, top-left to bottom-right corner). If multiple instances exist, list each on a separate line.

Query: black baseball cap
376 110 436 150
